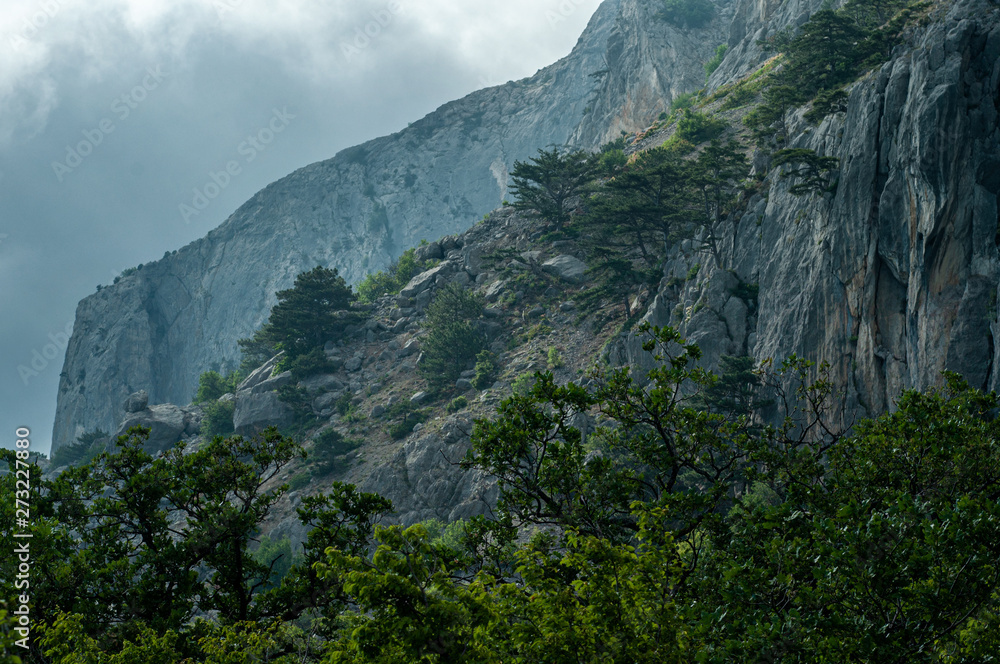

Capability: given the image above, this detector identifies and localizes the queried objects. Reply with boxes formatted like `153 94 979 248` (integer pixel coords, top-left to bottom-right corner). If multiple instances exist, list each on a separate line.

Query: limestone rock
233 391 294 436
115 403 186 454
542 255 587 283
124 390 148 413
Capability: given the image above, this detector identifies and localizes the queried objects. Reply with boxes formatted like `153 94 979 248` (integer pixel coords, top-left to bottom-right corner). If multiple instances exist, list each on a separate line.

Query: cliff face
53 0 733 453
621 0 1000 424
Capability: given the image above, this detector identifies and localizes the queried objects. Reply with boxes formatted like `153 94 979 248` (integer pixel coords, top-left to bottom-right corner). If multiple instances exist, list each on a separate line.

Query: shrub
356 248 435 304
49 429 109 468
194 370 241 403
547 347 564 370
418 284 486 391
201 400 235 438
385 401 429 440
287 472 311 492
447 396 469 413
311 428 362 474
676 110 727 144
472 350 499 390
284 347 334 380
705 43 728 78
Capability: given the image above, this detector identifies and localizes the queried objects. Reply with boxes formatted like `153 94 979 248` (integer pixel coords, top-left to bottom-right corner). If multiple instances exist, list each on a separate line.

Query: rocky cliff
618 0 1000 426
52 0 732 454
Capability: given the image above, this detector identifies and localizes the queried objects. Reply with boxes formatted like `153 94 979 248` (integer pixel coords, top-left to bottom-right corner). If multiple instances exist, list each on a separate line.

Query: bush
201 400 235 438
311 428 362 474
547 347 564 370
356 248 436 304
705 43 728 78
418 284 486 391
284 347 334 380
447 396 469 413
472 350 499 390
49 429 109 468
194 370 241 403
659 0 715 28
385 401 429 440
676 110 727 144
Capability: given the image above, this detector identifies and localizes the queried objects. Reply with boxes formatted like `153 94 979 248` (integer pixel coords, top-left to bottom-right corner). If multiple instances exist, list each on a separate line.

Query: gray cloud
0 0 604 453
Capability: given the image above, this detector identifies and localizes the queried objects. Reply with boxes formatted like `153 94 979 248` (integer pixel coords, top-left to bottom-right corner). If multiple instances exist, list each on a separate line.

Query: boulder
396 338 421 358
233 391 294 436
415 241 443 261
251 371 294 394
344 356 363 372
237 352 285 392
124 390 149 413
456 378 474 391
115 403 186 454
400 262 453 298
410 391 431 404
298 374 345 393
542 255 586 283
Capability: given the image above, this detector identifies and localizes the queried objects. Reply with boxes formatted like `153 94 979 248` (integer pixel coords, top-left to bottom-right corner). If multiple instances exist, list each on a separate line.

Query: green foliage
772 147 840 195
659 0 715 28
546 347 564 369
311 428 362 475
804 86 849 124
446 396 468 413
418 284 486 390
277 385 318 437
193 370 241 403
238 266 359 370
704 43 728 77
472 350 499 390
385 400 429 440
251 535 297 592
284 346 335 380
49 429 108 468
356 248 435 304
200 399 235 438
509 147 596 228
670 91 698 112
675 109 727 144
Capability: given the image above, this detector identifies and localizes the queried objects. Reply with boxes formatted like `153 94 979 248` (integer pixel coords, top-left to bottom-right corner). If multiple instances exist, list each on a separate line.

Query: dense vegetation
5 325 1000 662
355 247 436 304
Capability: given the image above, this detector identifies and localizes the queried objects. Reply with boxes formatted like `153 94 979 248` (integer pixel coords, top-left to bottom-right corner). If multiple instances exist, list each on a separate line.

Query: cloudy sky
0 0 605 454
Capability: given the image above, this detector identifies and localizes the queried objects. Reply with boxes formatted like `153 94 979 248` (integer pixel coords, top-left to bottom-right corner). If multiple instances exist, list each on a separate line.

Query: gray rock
463 245 485 275
116 403 186 454
542 255 586 283
520 250 543 263
559 301 576 311
483 280 507 303
415 241 443 261
400 262 453 299
298 374 344 393
344 356 363 372
410 391 431 404
237 353 284 392
124 390 148 413
456 378 474 391
252 371 293 394
528 306 545 318
370 404 386 418
313 391 342 413
233 390 294 436
396 338 421 358
452 271 472 288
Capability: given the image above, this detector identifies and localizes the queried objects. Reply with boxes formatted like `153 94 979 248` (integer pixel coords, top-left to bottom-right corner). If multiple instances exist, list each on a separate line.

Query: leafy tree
193 370 240 403
659 0 715 28
509 147 595 229
675 109 727 144
418 284 485 390
704 43 728 78
238 266 358 370
772 147 840 195
690 139 750 266
200 399 235 437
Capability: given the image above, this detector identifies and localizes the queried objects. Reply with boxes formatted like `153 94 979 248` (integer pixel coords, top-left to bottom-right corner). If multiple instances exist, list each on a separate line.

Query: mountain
52 0 734 453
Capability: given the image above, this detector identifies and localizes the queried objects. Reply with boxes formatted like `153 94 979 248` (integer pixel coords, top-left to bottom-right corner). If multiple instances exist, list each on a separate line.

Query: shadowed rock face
52 0 734 455
618 0 1000 428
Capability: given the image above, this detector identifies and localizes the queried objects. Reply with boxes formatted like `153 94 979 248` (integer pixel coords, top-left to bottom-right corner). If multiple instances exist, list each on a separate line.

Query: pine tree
509 147 594 229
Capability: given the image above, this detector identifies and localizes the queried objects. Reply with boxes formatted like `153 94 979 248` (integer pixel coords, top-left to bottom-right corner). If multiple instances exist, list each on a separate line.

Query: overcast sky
0 0 605 454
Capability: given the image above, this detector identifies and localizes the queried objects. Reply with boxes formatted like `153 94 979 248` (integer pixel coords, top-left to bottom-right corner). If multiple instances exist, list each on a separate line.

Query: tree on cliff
509 147 595 229
239 266 358 370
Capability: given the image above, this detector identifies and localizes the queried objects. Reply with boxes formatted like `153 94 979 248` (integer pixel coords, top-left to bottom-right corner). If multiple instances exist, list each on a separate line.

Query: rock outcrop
615 0 1000 426
52 0 728 455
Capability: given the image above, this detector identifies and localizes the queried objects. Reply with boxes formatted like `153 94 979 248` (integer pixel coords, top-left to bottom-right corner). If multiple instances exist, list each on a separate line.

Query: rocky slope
52 0 732 454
